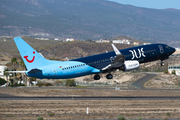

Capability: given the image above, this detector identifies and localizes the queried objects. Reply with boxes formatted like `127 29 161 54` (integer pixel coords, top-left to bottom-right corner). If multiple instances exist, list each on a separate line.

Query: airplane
8 37 175 80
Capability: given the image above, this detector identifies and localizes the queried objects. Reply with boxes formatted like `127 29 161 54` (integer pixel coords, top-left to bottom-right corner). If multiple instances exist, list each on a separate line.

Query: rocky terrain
0 37 132 61
145 73 180 89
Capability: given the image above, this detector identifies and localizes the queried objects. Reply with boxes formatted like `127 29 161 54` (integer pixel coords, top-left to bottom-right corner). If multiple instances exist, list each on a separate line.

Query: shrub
166 112 171 116
65 79 76 87
54 80 64 86
171 70 176 75
141 68 149 72
0 78 6 86
117 116 125 120
18 83 25 86
137 117 143 120
75 86 87 88
161 118 168 120
10 83 25 87
9 79 13 85
36 82 44 87
37 116 44 120
48 112 55 117
163 69 168 74
6 114 14 117
44 83 52 87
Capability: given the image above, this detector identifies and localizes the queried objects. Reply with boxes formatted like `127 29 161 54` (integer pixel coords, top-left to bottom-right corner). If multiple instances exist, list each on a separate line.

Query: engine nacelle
120 60 140 71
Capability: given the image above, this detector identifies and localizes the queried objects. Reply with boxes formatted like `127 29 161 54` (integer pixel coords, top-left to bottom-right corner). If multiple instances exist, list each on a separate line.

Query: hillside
0 37 132 62
0 0 180 47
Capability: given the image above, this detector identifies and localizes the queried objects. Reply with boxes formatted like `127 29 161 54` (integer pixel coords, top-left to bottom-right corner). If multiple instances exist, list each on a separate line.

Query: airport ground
1 99 180 120
1 88 180 120
0 72 180 120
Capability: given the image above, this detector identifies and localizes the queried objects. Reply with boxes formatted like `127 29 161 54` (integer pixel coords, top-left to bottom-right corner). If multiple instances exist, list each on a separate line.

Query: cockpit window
166 46 169 48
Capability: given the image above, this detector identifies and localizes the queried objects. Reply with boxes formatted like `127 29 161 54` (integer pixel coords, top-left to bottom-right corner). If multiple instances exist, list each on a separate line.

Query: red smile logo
24 51 35 63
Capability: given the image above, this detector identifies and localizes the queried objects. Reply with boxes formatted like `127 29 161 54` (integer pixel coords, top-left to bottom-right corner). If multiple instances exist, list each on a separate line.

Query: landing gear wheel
94 74 100 80
106 74 113 79
161 61 164 66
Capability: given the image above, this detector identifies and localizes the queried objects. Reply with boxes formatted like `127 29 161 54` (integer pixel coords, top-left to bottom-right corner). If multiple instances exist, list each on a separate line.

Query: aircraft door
159 45 164 54
52 67 57 76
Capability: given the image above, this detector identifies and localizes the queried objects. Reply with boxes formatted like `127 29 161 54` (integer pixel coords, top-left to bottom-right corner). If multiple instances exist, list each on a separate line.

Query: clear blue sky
108 0 180 10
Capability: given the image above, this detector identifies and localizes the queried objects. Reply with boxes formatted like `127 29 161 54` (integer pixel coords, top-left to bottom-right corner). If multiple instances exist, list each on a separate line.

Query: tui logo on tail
24 51 35 63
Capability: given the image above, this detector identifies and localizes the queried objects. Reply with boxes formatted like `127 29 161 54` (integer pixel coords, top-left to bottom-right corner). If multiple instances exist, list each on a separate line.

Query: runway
0 73 179 100
1 93 180 100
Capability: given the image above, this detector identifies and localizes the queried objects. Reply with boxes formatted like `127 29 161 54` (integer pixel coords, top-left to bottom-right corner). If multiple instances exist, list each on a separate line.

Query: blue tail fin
14 37 49 71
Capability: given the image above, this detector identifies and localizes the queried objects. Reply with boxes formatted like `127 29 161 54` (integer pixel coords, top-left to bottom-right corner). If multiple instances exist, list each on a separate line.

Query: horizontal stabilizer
28 69 42 73
6 71 26 73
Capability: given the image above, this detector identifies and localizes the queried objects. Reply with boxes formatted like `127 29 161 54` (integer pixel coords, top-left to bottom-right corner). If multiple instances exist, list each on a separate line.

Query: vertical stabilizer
14 37 49 70
111 44 121 55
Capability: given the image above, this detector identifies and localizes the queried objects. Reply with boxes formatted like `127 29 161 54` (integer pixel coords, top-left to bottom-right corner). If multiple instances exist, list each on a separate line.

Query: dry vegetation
145 74 180 89
74 71 145 84
1 87 180 97
0 100 180 120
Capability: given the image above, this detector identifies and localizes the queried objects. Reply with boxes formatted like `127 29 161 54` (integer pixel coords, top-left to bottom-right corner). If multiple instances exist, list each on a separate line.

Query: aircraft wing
102 44 125 71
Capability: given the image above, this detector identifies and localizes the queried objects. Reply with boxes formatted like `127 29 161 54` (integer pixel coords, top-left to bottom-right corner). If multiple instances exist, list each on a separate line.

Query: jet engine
120 60 140 71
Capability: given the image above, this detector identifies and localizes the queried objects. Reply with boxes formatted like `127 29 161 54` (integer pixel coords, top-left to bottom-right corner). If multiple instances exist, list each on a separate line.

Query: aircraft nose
171 47 176 54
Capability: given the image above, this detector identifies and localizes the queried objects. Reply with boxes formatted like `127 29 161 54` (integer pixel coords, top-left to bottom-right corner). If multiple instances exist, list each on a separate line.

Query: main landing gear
94 74 100 80
106 74 113 79
94 73 113 80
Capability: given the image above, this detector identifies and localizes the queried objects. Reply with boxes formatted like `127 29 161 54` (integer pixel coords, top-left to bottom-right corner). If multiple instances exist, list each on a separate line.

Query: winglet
111 44 121 55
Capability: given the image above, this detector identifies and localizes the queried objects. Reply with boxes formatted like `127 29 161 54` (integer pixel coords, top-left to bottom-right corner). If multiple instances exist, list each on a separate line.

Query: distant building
168 53 180 75
168 66 180 75
112 39 130 44
0 66 7 76
66 38 75 42
35 38 49 40
112 40 123 44
95 39 109 43
133 42 139 46
143 43 151 45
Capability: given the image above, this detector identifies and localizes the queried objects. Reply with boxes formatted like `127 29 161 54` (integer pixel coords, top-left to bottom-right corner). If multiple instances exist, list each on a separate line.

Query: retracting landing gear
94 74 100 80
161 61 164 66
106 74 113 79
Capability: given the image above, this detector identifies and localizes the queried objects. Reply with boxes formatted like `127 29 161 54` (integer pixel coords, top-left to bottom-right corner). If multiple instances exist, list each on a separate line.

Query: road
132 73 157 89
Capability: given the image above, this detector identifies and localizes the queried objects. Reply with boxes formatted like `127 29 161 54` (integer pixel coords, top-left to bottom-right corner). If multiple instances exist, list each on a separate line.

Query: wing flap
102 44 125 71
